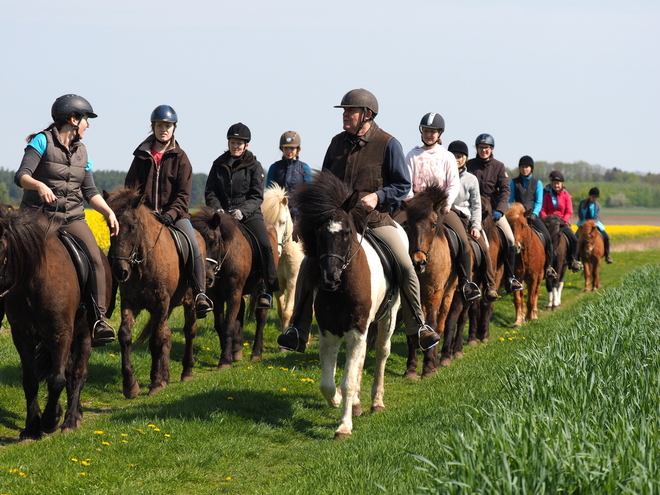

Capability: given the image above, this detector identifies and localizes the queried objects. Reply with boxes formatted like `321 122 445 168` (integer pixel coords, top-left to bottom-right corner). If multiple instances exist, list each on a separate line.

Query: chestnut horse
190 207 278 369
400 185 457 376
293 171 400 439
0 207 111 439
543 214 569 308
262 184 304 329
506 203 545 328
105 187 208 398
578 219 605 291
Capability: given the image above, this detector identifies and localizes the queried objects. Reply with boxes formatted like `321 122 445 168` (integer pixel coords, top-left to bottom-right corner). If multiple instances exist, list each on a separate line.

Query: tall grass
413 264 660 494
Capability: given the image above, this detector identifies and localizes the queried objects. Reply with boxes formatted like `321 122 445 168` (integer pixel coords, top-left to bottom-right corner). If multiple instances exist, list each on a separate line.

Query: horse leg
233 297 245 362
334 329 367 440
513 288 525 328
119 305 141 399
371 312 395 414
453 305 468 358
318 330 342 409
14 335 42 440
404 336 420 380
527 277 541 321
593 259 601 291
218 293 241 369
439 292 463 368
41 339 69 434
180 293 198 382
148 310 172 396
477 299 493 342
583 259 592 291
62 322 92 433
467 302 479 346
251 307 267 361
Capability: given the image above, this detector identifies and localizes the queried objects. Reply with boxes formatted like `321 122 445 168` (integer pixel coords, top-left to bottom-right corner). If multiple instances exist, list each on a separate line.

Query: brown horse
400 185 457 377
0 207 111 439
190 207 278 369
506 203 545 328
578 219 605 291
105 187 208 398
292 170 400 439
543 214 569 308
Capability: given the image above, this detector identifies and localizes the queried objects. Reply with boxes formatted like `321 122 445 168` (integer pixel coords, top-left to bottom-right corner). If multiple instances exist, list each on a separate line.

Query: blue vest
512 175 540 211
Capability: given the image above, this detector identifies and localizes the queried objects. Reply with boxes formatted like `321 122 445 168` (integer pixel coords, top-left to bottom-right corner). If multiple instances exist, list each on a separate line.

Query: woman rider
448 140 499 302
406 113 482 303
124 105 213 319
266 131 312 193
509 155 557 278
15 94 119 346
540 170 583 272
577 187 613 264
205 123 280 309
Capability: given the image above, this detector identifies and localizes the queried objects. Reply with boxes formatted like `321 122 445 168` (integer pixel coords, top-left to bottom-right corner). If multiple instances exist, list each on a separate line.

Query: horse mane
0 206 53 294
402 184 448 222
191 205 237 243
262 184 287 222
104 186 145 217
505 202 525 222
543 214 563 238
291 170 356 256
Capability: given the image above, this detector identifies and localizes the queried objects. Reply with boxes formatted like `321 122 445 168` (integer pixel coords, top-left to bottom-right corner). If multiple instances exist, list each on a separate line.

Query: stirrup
257 293 272 309
92 319 116 347
195 293 213 319
508 277 523 292
461 281 482 302
545 266 557 278
277 326 306 353
415 324 440 351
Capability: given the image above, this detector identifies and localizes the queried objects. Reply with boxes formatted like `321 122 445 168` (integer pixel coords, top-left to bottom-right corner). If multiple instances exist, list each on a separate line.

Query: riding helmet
419 112 445 132
334 88 379 117
227 123 251 142
549 170 565 182
51 94 97 122
475 133 495 147
518 155 534 169
448 140 469 157
279 131 301 148
150 105 178 123
589 187 600 197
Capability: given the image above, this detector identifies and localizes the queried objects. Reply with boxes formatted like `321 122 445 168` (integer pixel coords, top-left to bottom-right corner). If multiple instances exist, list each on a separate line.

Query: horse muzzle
111 261 131 283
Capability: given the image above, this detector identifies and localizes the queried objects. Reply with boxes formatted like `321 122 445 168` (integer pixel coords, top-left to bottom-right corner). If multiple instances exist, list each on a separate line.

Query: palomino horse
190 207 278 369
506 203 545 328
105 187 208 398
578 219 605 291
543 214 569 308
400 185 457 375
262 184 304 330
0 207 111 439
292 171 400 439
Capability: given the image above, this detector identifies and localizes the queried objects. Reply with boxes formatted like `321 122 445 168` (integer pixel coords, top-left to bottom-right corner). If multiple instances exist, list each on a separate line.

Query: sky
1 0 658 177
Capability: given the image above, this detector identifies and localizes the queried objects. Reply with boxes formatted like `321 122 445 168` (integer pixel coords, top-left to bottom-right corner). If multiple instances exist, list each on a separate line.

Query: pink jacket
540 188 573 224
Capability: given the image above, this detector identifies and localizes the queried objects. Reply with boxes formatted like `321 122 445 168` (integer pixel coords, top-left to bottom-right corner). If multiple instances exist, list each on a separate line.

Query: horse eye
431 223 437 230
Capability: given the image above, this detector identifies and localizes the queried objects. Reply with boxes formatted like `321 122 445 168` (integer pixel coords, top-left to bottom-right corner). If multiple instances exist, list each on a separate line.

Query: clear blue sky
2 0 658 177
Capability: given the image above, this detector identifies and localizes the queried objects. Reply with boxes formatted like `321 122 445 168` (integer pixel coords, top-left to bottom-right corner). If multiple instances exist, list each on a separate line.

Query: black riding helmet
448 140 469 157
51 94 97 122
475 133 495 147
227 123 251 142
518 155 534 170
151 105 178 123
419 112 445 133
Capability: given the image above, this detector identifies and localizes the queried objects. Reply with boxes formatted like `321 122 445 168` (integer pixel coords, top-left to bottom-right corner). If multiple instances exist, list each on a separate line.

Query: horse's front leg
593 259 601 291
62 321 93 433
251 307 267 361
371 313 395 414
41 330 70 434
513 287 525 328
335 329 367 440
119 304 140 398
148 307 172 395
318 330 342 410
14 334 42 440
583 260 592 291
218 291 242 370
181 290 198 382
527 277 541 321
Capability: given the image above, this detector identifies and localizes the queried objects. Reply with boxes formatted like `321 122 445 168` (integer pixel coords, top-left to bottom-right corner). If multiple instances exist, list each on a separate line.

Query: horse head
190 206 238 288
578 219 598 256
400 184 448 274
505 202 527 254
262 184 293 256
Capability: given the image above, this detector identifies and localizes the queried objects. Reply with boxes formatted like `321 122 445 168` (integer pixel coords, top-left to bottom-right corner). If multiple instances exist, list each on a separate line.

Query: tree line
1 161 659 209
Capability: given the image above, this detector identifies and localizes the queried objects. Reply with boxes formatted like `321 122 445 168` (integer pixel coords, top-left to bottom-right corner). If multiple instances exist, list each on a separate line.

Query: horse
292 170 400 439
262 184 304 330
506 203 545 328
0 206 111 440
542 214 569 308
466 196 504 344
400 185 457 375
105 187 209 398
190 207 278 369
578 219 605 291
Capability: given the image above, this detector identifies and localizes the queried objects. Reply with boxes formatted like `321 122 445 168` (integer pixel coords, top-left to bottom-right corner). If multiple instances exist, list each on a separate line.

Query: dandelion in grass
102 442 110 446
94 430 104 435
137 429 146 434
243 342 248 346
499 337 505 341
122 440 128 443
9 469 18 473
147 424 156 428
109 353 116 357
227 397 234 400
267 366 273 369
280 367 289 370
80 472 87 476
19 472 26 477
120 433 128 437
164 434 171 438
504 331 509 334
282 388 287 391
81 461 90 467
226 477 232 481
154 428 161 432
71 458 79 463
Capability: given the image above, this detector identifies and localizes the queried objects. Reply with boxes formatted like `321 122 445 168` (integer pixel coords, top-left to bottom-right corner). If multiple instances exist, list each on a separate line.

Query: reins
112 215 166 266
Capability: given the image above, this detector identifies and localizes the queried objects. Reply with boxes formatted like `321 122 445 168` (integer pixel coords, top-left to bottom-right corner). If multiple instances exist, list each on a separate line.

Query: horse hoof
334 431 351 440
123 381 140 399
439 358 452 367
278 347 288 353
181 371 194 382
467 340 478 347
250 355 261 362
403 371 420 381
148 383 167 396
352 404 363 417
233 350 243 362
371 404 386 414
218 363 232 371
454 351 464 359
481 338 489 343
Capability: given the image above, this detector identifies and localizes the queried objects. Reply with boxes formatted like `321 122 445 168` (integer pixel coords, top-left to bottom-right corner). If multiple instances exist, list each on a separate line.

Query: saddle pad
363 229 401 322
167 225 194 283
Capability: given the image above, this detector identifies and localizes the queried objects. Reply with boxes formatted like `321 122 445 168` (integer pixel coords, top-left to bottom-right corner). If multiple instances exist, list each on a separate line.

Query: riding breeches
242 216 280 294
562 224 579 261
60 220 107 317
599 228 611 256
529 215 554 266
174 218 206 293
444 209 472 283
495 215 515 248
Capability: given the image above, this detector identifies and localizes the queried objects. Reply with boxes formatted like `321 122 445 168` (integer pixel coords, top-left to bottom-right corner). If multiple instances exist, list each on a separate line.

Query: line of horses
0 174 606 441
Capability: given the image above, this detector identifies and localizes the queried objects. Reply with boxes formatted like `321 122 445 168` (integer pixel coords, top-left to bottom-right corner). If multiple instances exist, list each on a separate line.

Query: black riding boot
505 248 523 293
457 249 481 302
602 230 613 263
544 240 557 278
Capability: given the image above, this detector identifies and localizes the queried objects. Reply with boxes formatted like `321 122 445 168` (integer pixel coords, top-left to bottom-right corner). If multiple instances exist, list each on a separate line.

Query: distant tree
0 182 9 204
606 193 630 207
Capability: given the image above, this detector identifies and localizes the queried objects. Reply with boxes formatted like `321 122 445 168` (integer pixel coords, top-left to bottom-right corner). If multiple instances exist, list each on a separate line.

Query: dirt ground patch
571 212 660 226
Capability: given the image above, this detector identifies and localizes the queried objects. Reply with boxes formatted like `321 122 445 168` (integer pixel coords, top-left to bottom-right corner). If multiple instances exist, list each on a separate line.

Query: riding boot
90 298 116 347
278 257 313 352
544 239 557 278
458 249 481 302
257 284 273 309
602 230 613 263
504 248 523 293
192 257 213 319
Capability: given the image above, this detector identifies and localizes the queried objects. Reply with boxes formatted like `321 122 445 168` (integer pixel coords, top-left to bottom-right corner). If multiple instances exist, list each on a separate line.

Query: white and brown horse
292 171 401 439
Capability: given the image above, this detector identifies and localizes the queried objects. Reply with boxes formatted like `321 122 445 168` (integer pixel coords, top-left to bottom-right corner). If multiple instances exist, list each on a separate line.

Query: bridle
579 226 596 255
111 215 166 266
410 216 441 261
318 211 372 273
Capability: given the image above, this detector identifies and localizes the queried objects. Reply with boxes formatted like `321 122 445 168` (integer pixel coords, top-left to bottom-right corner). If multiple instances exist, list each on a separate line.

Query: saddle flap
363 229 401 321
469 237 483 268
58 230 92 298
167 226 194 280
443 226 460 260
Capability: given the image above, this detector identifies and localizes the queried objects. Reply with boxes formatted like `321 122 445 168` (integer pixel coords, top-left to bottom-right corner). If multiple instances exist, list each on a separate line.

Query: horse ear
342 190 361 213
210 211 222 230
102 189 110 201
433 197 447 213
400 199 408 211
281 196 289 208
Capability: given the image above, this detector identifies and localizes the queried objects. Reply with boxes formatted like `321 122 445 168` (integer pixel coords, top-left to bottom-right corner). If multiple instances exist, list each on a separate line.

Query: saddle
444 226 485 273
58 230 98 318
236 222 265 277
363 229 402 322
166 225 195 285
530 225 549 249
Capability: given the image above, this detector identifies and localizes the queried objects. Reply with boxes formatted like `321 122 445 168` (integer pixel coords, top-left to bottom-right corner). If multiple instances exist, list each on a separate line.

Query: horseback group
4 89 613 440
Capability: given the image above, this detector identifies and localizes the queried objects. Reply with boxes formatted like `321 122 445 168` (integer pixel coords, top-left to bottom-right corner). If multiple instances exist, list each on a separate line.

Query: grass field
1 242 659 493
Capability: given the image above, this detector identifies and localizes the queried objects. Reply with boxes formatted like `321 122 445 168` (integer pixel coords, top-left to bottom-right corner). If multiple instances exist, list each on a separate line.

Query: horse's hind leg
181 294 198 382
148 314 172 395
251 307 267 361
371 314 395 414
119 306 140 398
41 339 69 434
62 323 92 433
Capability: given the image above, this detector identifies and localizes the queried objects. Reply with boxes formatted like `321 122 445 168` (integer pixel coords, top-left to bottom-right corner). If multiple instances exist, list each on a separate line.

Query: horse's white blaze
327 220 343 234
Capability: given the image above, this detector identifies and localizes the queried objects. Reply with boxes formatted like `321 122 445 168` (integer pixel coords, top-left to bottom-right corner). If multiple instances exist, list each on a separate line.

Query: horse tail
35 341 51 382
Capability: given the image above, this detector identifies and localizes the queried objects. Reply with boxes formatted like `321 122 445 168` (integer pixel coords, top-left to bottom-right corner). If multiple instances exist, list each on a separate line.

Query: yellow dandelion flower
154 428 161 432
499 337 505 341
268 366 273 369
280 367 289 370
94 430 104 434
9 469 19 473
109 353 116 357
81 461 90 467
243 342 249 346
80 472 87 476
20 472 26 477
137 429 146 434
227 397 234 400
102 441 111 446
122 440 129 443
71 458 79 462
164 434 171 438
121 433 128 437
282 388 287 391
522 337 526 340
504 331 510 334
512 330 518 334
147 424 156 428
226 477 232 481
127 464 135 467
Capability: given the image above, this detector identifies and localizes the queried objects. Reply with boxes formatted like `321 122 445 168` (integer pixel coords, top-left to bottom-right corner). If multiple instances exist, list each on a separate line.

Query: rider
509 155 557 278
448 140 499 302
124 105 213 319
540 170 583 272
205 123 280 309
266 131 312 192
406 113 482 302
277 88 439 353
466 134 523 293
15 94 119 346
577 187 613 264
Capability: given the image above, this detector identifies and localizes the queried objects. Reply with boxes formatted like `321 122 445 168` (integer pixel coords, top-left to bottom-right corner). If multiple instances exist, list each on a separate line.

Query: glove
156 212 174 225
216 208 225 215
231 209 244 221
528 213 538 221
492 210 503 221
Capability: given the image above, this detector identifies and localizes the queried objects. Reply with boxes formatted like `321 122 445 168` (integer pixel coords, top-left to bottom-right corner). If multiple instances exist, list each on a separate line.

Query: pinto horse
105 187 208 398
262 184 304 330
578 219 605 291
543 214 569 308
506 203 545 328
190 207 278 369
400 185 457 376
0 207 111 439
292 171 401 439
